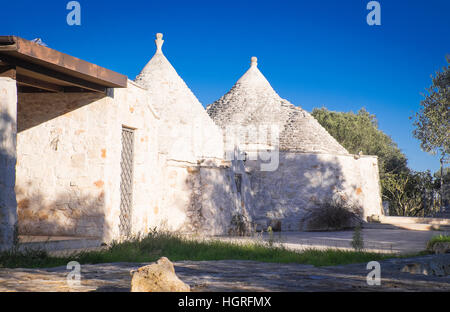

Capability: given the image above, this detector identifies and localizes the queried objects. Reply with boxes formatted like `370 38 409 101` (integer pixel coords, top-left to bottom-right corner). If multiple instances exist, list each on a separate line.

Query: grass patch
1 231 420 269
426 234 450 250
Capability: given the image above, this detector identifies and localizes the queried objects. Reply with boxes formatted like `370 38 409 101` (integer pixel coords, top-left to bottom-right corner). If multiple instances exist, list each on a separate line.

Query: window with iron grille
119 127 134 238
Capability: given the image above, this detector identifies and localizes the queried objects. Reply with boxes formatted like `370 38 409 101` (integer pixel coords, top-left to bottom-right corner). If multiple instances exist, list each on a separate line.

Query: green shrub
306 199 363 231
351 224 364 251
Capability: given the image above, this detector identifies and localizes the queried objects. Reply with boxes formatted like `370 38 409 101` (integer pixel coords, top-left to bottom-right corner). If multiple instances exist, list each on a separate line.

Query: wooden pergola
0 36 128 250
0 36 127 93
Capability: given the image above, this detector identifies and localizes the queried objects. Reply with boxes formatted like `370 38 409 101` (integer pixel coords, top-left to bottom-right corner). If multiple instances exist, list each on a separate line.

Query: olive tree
411 56 450 207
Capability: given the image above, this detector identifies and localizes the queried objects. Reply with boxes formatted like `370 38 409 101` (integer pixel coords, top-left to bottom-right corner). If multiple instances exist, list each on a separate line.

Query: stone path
16 229 446 256
0 254 449 292
220 229 447 254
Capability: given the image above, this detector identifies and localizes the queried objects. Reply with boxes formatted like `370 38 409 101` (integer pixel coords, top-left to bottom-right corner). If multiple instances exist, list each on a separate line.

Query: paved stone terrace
0 255 449 292
15 228 447 256
220 229 447 254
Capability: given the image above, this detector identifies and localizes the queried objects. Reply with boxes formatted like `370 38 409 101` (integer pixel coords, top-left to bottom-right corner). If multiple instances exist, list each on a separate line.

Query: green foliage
433 167 450 185
381 170 440 216
411 56 449 159
267 226 274 246
0 247 62 269
351 224 364 252
312 107 444 216
312 107 408 175
0 231 413 269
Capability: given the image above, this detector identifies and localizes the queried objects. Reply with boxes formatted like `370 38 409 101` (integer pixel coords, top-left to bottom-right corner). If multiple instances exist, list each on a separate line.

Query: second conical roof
207 57 348 154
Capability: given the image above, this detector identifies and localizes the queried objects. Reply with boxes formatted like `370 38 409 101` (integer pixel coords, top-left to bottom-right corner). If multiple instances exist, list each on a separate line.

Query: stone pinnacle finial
250 56 258 67
155 33 164 53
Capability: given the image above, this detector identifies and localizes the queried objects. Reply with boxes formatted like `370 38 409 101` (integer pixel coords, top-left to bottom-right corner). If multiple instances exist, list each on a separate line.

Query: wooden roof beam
16 74 64 93
0 55 107 93
0 65 16 79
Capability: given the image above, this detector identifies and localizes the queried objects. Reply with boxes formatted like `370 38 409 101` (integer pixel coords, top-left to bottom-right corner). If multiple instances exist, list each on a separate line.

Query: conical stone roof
135 33 224 161
207 57 348 154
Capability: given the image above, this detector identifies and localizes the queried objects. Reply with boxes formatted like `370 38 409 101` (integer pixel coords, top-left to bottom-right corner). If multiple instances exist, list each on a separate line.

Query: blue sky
1 0 449 173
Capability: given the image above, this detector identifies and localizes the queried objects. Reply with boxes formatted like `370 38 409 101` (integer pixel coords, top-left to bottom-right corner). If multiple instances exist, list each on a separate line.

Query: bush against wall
304 198 363 231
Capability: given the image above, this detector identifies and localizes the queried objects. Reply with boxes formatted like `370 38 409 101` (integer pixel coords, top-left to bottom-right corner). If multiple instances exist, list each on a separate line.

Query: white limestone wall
246 152 383 231
198 164 245 235
15 82 161 242
153 159 250 236
16 92 113 238
0 78 18 250
150 90 225 163
102 82 161 241
14 79 243 241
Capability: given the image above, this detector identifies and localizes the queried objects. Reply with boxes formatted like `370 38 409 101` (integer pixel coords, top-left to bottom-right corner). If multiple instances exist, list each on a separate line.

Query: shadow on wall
17 92 106 132
0 110 17 247
175 164 248 236
15 184 110 239
247 152 363 231
14 92 108 239
0 110 16 182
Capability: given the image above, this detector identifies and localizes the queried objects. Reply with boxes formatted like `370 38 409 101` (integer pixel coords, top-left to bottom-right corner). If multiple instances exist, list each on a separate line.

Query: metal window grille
119 127 134 238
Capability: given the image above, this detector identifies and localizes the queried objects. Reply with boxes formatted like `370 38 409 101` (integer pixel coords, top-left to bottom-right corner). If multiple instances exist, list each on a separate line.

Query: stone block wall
15 82 162 242
101 82 161 241
246 151 383 231
13 79 246 242
153 158 250 236
198 164 245 235
16 92 113 238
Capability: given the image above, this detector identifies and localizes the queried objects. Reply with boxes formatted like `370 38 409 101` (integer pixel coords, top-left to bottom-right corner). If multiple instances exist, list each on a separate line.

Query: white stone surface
246 152 383 230
133 34 247 236
2 35 386 250
13 35 246 244
207 57 382 225
135 33 224 162
15 82 162 242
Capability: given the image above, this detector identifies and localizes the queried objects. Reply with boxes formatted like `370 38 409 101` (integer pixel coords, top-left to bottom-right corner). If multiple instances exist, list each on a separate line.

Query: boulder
400 255 450 277
130 257 190 292
367 215 381 223
431 242 450 254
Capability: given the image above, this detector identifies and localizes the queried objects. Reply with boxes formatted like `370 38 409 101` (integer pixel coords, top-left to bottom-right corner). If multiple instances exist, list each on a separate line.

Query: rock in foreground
130 257 190 292
431 242 450 254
